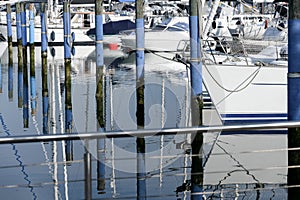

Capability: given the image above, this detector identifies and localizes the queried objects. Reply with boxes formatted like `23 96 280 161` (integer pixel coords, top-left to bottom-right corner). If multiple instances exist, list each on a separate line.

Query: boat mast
48 0 59 22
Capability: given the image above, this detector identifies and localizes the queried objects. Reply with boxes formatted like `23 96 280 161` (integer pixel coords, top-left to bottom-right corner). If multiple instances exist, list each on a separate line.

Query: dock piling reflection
29 3 37 115
21 2 29 128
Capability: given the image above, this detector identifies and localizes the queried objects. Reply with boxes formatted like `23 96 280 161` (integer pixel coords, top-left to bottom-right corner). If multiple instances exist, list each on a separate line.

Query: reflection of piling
7 4 13 100
16 3 23 108
63 1 73 162
29 4 37 115
8 50 13 101
84 141 92 200
41 3 49 134
189 0 203 199
288 1 300 198
21 3 29 128
95 0 106 192
136 0 146 199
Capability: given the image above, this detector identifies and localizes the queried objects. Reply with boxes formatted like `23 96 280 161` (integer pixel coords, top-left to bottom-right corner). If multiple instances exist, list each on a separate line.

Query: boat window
159 18 172 26
166 26 183 31
152 25 167 31
172 22 189 31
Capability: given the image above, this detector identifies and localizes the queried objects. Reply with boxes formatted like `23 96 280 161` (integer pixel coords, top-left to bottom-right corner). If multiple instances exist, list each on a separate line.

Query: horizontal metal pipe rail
0 121 299 144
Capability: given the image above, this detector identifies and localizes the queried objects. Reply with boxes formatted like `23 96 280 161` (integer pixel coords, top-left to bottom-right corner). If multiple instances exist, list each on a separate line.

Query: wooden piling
21 2 29 128
7 4 13 101
136 0 146 198
95 0 106 192
40 3 49 134
29 3 37 115
63 1 73 162
288 0 300 198
8 48 13 101
189 0 203 198
16 3 23 108
6 4 13 55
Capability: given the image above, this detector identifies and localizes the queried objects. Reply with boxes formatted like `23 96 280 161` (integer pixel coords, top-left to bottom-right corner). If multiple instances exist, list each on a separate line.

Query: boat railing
174 36 250 65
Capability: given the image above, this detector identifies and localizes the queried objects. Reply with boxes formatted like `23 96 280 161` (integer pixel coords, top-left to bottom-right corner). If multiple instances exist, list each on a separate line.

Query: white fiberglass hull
121 31 190 53
203 64 287 124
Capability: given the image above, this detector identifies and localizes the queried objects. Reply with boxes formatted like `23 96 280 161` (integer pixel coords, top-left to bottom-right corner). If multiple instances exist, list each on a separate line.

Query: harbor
0 0 298 199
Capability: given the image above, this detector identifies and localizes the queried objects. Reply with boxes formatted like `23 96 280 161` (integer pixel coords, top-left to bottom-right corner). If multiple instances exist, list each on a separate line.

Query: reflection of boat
0 31 7 57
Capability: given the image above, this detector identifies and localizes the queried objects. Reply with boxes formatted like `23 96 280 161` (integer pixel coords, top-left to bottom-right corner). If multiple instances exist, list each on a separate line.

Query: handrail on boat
0 121 298 144
175 36 249 65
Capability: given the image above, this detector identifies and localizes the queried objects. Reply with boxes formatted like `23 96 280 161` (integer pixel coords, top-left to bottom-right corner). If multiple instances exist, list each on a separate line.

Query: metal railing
0 120 299 144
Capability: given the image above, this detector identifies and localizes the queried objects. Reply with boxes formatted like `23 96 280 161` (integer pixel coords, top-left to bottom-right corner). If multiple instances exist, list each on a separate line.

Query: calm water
0 44 289 199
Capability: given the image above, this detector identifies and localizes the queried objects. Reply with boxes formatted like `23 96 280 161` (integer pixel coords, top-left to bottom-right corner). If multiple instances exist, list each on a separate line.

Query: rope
203 63 261 93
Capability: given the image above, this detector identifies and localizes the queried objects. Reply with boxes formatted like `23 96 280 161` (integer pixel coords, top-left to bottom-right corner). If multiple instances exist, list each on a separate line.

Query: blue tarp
87 19 135 36
118 0 135 2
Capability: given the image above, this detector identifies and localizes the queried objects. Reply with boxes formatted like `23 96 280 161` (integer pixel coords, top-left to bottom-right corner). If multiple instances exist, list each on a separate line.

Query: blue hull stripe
223 119 287 125
221 113 287 118
220 113 288 134
222 130 287 135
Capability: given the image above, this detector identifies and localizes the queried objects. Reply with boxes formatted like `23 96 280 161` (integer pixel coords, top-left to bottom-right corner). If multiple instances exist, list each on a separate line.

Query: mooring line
0 113 37 199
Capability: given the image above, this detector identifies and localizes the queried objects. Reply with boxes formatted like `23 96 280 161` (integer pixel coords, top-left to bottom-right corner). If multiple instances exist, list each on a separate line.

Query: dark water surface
0 45 289 199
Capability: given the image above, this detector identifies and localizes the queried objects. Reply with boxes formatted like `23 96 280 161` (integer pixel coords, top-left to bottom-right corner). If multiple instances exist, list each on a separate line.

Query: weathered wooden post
41 2 49 134
21 2 29 128
29 3 37 115
8 47 13 101
288 0 300 198
16 3 23 108
63 0 73 161
6 4 13 101
6 4 13 56
95 0 106 193
136 0 146 199
189 0 203 198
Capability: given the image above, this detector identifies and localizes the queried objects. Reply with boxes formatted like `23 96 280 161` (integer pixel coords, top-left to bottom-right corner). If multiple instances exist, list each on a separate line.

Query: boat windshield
152 21 189 31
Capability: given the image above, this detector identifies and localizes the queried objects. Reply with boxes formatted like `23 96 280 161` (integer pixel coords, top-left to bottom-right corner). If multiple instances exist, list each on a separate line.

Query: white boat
227 14 271 40
262 2 288 41
201 44 288 126
0 2 96 43
120 16 190 53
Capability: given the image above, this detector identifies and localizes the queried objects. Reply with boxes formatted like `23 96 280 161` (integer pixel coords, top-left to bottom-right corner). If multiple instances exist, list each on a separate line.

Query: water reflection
0 44 292 199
